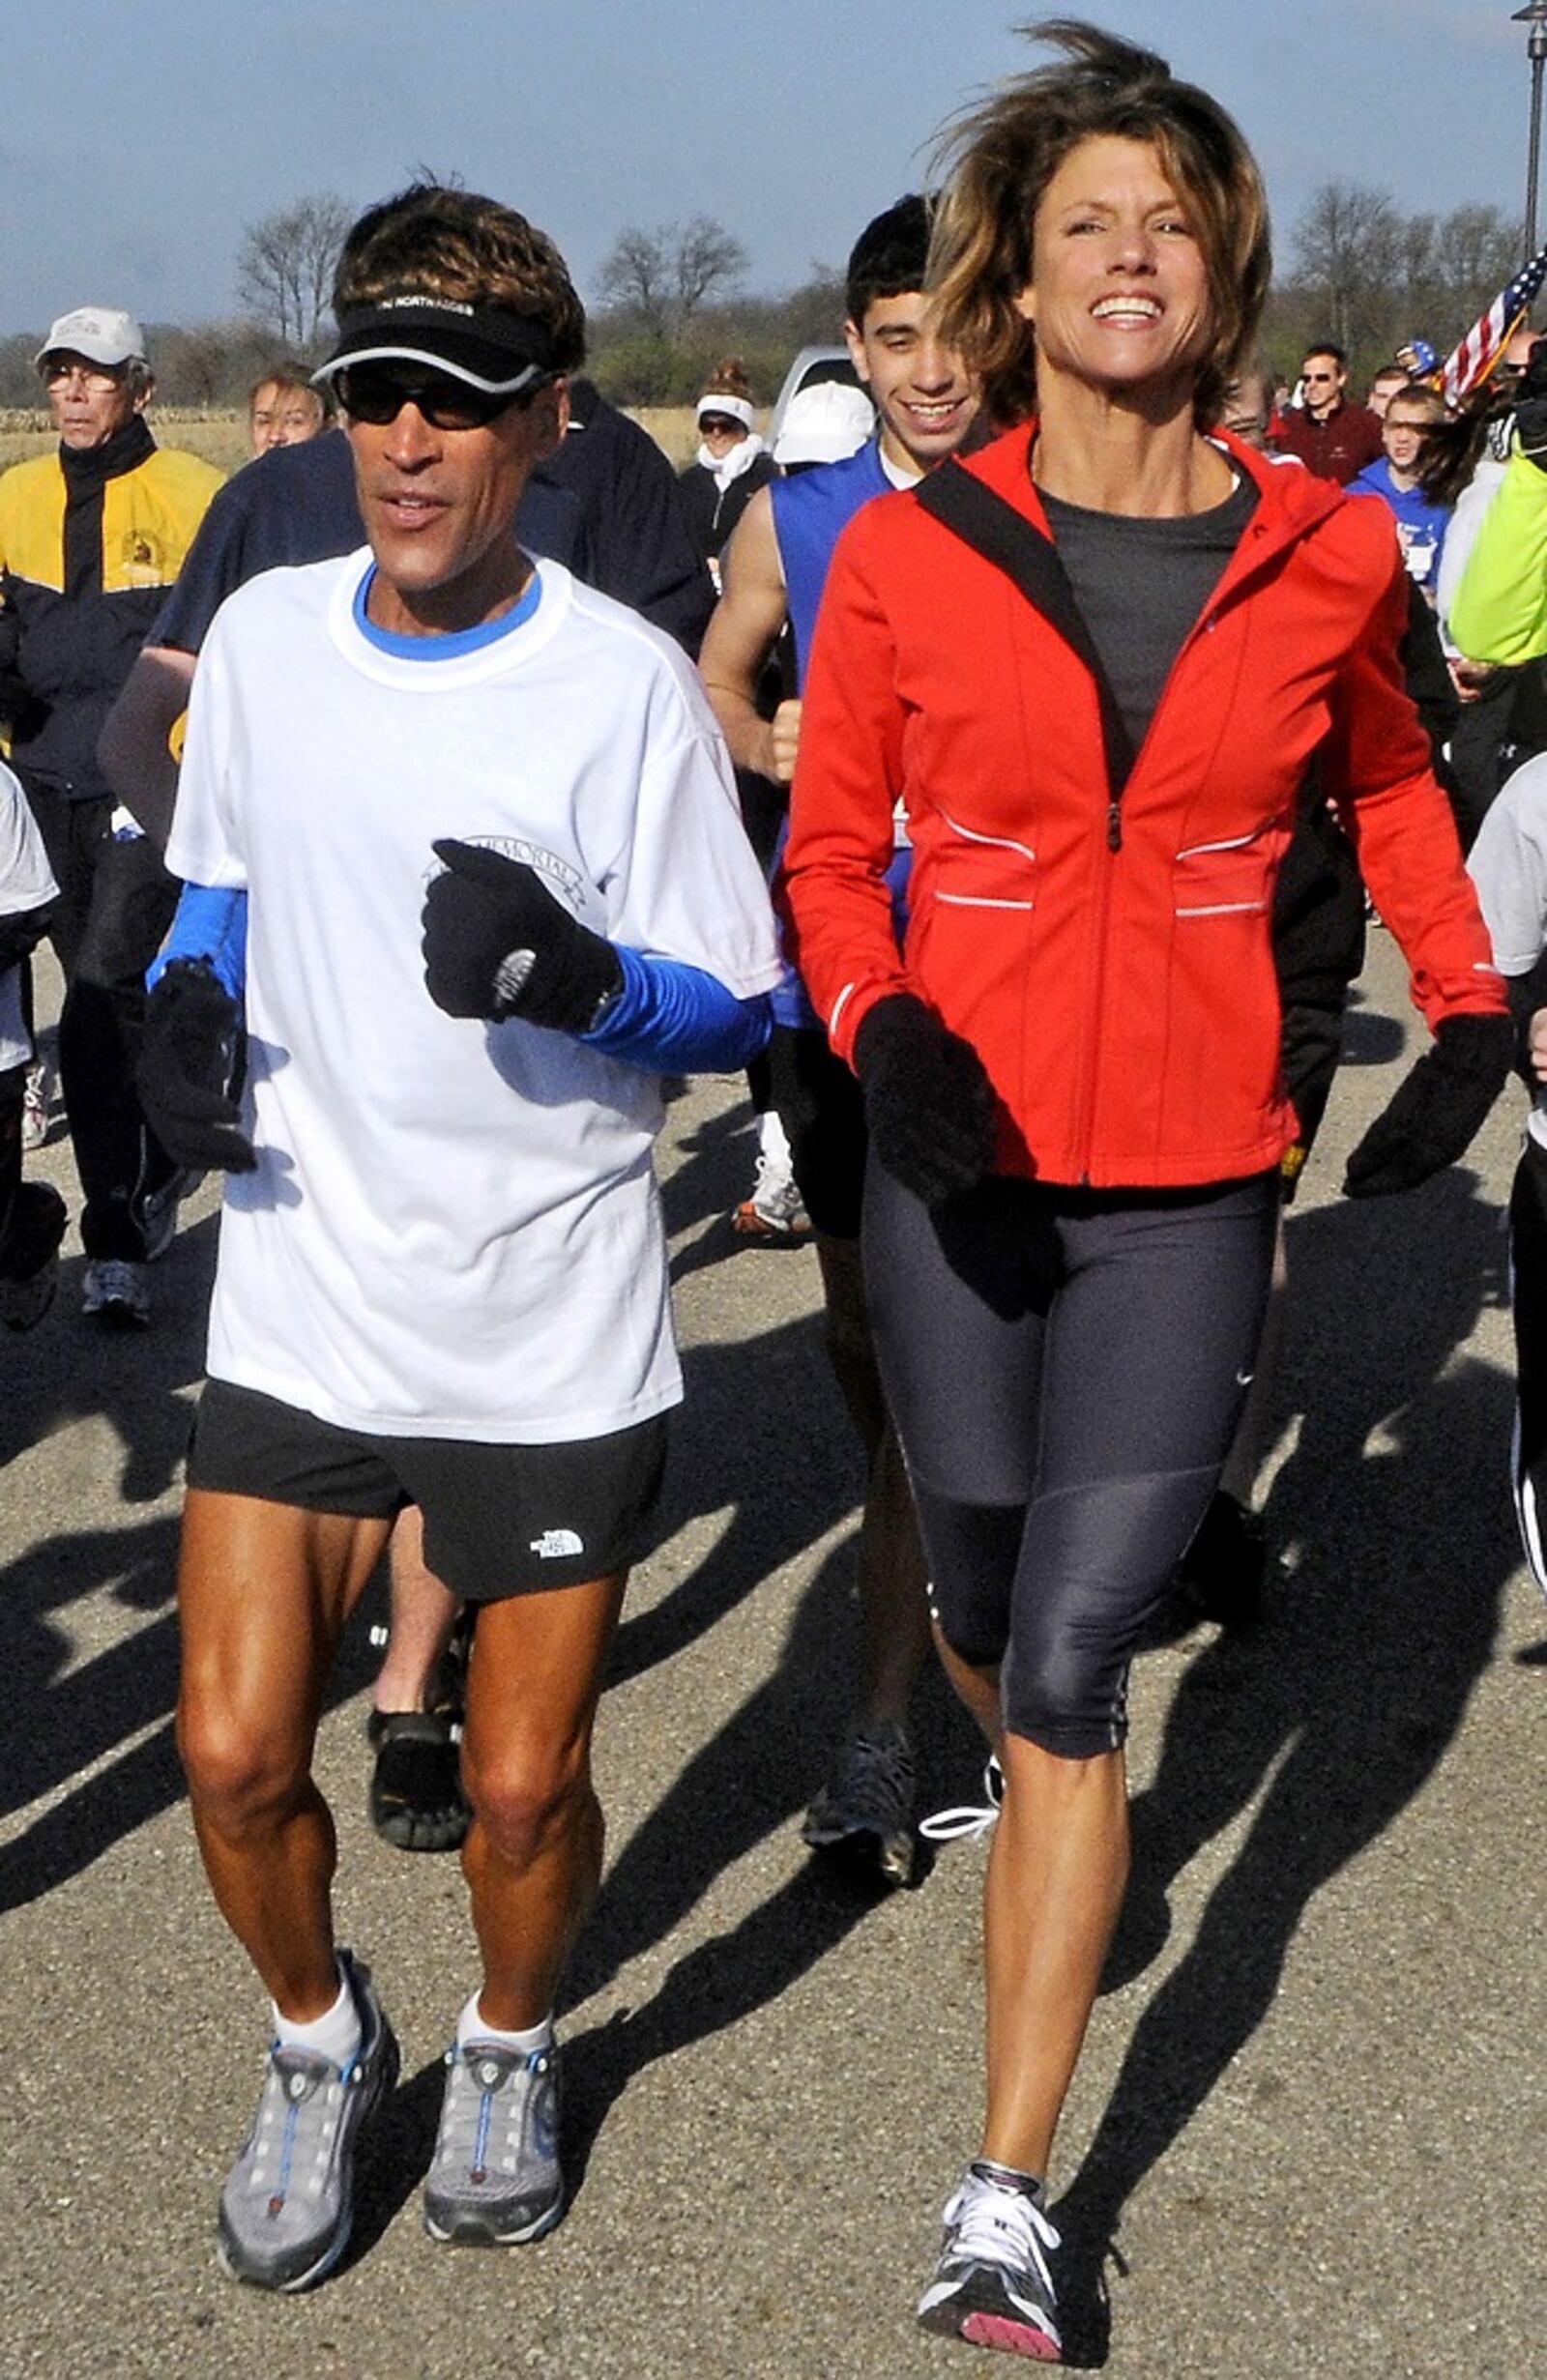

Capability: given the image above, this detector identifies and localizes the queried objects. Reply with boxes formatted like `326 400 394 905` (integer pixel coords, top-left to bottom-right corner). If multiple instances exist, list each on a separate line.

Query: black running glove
1343 1011 1513 1198
422 838 623 1034
136 960 255 1174
853 992 998 1207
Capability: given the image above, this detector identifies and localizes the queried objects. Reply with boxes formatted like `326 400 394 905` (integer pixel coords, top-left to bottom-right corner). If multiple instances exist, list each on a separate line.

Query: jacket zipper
1073 509 1291 1182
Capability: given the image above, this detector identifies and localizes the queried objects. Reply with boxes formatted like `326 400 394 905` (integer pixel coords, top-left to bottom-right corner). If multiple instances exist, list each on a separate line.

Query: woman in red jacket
782 22 1510 2364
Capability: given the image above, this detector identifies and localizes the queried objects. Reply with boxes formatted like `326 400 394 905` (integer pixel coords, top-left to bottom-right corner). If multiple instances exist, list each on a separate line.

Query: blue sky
1 1 1534 335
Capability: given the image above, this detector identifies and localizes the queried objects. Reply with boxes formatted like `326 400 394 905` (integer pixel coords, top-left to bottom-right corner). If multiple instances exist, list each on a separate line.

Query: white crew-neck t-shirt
167 551 782 1443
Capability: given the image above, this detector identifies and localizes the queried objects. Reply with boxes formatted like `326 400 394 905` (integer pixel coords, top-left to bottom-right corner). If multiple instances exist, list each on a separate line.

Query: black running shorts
187 1379 668 1602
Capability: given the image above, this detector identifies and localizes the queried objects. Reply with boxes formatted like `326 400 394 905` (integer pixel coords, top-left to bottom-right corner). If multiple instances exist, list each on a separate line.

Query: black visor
315 295 557 395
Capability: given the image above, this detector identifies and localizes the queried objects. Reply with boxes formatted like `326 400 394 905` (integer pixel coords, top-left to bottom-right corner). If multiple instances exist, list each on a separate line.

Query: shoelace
437 2045 549 2172
949 2175 1061 2298
919 1754 1005 1842
246 2049 349 2207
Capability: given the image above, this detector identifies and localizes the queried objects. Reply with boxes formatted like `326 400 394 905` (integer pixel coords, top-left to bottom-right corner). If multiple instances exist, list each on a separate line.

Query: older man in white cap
0 306 221 1321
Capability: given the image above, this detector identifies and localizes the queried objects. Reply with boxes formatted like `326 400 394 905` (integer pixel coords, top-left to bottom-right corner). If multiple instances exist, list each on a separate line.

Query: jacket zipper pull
1107 798 1123 853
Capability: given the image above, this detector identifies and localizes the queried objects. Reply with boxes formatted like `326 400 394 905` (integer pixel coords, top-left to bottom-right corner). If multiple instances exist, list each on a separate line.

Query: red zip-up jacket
781 421 1504 1190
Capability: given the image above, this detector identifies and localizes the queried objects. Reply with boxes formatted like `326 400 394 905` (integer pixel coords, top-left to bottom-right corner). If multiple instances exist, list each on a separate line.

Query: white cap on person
34 306 147 371
773 381 875 467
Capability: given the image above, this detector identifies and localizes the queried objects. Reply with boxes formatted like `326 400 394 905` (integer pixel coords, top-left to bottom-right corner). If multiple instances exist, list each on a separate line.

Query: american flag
1441 243 1547 407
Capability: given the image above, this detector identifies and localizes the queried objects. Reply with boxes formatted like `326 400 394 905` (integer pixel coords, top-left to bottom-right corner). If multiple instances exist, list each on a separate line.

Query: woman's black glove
1343 1011 1514 1198
422 838 623 1033
136 960 255 1173
853 991 998 1207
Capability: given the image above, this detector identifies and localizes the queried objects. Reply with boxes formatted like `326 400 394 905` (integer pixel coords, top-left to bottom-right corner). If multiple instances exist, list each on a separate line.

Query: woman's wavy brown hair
928 20 1271 427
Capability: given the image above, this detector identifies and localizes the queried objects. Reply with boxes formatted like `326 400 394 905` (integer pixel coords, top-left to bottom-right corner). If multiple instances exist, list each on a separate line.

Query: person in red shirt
783 21 1509 2361
1275 340 1385 481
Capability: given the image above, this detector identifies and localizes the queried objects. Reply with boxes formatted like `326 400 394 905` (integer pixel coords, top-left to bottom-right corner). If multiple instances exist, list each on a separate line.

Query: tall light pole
1516 1 1547 253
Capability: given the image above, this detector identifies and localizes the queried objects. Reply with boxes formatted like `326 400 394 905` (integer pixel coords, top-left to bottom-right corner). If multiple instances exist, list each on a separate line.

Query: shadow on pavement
1054 1168 1517 2365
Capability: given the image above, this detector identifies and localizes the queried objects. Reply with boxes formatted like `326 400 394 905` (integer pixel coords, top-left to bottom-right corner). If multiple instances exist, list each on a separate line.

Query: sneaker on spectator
0 1181 67 1331
20 1062 48 1151
733 1113 810 1241
802 1719 917 1886
141 1167 200 1263
81 1256 151 1327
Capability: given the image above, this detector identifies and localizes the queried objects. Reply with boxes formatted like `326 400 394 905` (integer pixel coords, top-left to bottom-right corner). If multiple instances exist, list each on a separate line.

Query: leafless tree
597 217 748 340
237 194 353 347
1433 203 1521 321
1292 182 1404 354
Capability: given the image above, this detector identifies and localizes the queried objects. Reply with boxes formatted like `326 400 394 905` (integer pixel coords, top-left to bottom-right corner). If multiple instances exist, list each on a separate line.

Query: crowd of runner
4 15 1547 2365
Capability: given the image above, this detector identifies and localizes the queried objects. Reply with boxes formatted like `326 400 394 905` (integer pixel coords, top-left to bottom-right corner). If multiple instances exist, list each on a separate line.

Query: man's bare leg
458 1570 628 2028
373 1503 461 1712
366 1505 472 1854
178 1487 402 2292
423 1570 628 2249
177 1488 393 2016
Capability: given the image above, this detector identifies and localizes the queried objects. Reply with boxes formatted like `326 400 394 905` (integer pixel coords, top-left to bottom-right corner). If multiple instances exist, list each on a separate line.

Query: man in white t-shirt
0 762 66 1328
138 183 781 2292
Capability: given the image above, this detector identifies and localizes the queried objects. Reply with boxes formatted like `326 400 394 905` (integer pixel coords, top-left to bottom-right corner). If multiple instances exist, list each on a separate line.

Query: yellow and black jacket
0 417 221 800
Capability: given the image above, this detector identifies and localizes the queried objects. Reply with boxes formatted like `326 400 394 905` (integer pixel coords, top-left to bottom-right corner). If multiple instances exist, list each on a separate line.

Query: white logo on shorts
530 1527 584 1558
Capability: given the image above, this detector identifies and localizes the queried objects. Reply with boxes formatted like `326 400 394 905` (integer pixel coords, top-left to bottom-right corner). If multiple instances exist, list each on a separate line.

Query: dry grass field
0 403 716 477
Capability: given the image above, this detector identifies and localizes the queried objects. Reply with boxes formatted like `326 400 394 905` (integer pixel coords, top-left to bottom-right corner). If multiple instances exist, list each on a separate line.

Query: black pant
1508 1135 1547 1594
862 1161 1278 1756
22 778 181 1260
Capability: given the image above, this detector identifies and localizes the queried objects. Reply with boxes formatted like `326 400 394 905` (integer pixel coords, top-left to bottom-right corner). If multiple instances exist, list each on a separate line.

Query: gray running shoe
801 1720 917 1887
423 2032 564 2246
217 1951 398 2293
918 2161 1063 2360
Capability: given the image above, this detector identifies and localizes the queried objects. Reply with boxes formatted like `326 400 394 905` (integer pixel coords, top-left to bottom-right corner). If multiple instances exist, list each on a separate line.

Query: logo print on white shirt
530 1527 584 1558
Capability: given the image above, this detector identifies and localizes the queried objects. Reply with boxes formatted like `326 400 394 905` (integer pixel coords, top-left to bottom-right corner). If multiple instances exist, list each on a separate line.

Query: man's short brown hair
334 183 586 373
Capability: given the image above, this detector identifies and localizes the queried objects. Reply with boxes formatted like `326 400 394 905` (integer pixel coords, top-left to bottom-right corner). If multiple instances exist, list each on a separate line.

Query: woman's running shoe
918 2161 1063 2361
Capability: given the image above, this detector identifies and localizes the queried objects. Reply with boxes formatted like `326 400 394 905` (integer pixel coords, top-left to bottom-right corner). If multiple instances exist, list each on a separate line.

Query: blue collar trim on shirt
352 563 542 658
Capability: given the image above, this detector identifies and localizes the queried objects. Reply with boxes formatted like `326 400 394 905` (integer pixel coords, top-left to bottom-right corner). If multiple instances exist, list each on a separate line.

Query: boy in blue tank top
699 195 982 1887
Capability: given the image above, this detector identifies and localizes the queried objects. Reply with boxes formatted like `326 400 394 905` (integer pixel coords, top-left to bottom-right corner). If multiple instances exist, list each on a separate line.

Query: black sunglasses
335 364 539 431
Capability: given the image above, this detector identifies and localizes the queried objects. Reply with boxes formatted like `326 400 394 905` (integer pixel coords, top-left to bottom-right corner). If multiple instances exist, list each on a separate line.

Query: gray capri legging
861 1159 1279 1757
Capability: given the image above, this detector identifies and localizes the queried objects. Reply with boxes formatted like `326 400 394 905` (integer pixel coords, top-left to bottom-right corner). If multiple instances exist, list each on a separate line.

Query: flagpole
1516 2 1547 254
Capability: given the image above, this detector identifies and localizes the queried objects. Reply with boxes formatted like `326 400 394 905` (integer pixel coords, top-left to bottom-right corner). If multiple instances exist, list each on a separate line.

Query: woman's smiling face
1014 134 1214 408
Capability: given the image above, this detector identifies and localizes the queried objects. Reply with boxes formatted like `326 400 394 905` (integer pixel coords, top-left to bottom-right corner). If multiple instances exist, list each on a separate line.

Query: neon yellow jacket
1448 447 1547 665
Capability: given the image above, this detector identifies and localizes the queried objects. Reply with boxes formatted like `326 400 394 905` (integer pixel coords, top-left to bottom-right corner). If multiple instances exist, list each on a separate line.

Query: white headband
696 392 754 431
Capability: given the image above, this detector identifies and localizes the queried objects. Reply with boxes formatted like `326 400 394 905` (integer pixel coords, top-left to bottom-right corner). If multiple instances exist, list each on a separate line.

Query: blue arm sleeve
581 944 772 1072
146 883 248 1001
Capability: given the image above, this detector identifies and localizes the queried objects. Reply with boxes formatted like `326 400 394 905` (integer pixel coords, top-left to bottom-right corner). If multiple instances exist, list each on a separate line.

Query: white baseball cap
773 380 874 467
35 306 147 373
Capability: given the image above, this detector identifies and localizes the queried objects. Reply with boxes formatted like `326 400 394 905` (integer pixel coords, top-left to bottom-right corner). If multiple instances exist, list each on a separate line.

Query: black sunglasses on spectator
335 364 540 431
